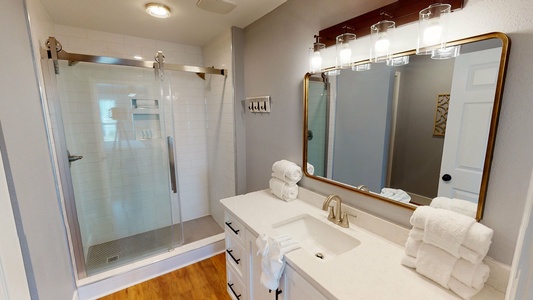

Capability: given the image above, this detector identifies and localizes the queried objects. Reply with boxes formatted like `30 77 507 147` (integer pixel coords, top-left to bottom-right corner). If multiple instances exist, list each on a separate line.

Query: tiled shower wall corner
203 29 236 227
51 25 234 246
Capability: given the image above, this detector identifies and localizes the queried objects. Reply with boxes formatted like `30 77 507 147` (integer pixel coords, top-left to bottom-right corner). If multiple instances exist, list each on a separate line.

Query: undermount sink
272 214 360 261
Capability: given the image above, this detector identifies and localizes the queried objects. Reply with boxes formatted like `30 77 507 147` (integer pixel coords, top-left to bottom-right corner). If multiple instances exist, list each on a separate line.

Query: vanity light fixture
145 3 171 18
386 56 410 66
431 45 461 59
416 3 451 55
370 13 395 63
309 35 325 73
336 27 356 69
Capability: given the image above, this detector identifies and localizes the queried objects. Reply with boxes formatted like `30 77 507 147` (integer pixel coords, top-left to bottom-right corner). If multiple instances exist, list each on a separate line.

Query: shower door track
41 36 227 77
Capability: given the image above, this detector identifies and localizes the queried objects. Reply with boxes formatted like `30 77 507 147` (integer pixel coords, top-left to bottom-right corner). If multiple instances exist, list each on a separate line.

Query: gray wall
243 0 533 265
333 65 393 191
390 55 454 198
1 0 75 299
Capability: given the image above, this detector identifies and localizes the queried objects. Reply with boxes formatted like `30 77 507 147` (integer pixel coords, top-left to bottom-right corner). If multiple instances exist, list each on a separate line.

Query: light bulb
375 38 390 53
423 24 443 45
310 51 322 73
339 47 352 65
146 3 171 18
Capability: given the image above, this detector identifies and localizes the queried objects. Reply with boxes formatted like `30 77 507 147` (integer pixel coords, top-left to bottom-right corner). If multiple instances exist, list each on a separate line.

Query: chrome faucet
322 194 346 227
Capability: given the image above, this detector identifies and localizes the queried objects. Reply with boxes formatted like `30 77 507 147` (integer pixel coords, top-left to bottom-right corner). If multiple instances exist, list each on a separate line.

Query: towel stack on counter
430 197 478 219
256 234 300 290
269 160 302 201
402 206 493 299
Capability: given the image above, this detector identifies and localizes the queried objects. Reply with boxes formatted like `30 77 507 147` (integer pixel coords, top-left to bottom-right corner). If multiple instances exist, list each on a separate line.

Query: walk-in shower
40 37 231 278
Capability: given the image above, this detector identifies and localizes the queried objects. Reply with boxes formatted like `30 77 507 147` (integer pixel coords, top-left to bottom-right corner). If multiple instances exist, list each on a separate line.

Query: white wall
0 0 76 299
244 0 533 265
203 29 237 227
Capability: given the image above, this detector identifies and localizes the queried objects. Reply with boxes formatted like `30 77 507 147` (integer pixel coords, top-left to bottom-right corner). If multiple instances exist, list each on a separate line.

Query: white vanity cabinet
224 210 327 300
224 211 248 300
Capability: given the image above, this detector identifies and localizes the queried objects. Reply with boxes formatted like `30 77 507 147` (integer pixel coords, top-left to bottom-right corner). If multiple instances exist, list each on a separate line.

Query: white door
438 47 502 203
0 150 31 300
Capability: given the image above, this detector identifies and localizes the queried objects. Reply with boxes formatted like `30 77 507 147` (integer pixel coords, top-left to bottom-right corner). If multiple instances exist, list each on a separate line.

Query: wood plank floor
99 253 231 300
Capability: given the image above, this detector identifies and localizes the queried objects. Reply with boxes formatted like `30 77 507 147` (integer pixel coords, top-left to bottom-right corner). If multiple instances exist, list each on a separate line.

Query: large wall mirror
303 32 510 220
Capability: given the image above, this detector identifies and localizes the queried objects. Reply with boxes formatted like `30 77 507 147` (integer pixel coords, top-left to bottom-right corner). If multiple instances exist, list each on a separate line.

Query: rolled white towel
380 188 411 203
459 246 485 264
306 162 315 175
272 160 302 185
423 208 476 258
449 277 482 300
430 197 478 219
269 178 298 201
416 243 459 288
452 259 490 290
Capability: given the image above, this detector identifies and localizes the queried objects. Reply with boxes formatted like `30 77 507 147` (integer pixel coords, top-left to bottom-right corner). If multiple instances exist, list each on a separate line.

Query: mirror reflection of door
307 78 329 177
438 47 501 202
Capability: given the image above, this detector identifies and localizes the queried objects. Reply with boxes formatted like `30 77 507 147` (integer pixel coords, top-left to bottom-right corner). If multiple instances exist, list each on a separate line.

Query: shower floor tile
85 215 223 276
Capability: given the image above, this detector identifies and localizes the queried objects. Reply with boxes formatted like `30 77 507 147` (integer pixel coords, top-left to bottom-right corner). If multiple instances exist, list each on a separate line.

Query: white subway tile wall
53 25 234 248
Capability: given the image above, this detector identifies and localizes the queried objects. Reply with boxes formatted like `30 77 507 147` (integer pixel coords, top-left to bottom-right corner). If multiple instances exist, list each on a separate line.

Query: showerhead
196 0 237 14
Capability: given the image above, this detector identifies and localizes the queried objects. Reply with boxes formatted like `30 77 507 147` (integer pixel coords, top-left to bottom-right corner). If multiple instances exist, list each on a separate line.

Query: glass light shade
371 20 395 63
146 3 171 18
308 42 325 73
336 33 356 69
326 69 340 76
416 4 451 55
352 63 371 72
386 56 410 66
431 45 461 59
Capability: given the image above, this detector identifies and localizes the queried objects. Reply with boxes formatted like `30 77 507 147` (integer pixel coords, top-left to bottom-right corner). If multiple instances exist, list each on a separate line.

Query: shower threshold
85 215 223 276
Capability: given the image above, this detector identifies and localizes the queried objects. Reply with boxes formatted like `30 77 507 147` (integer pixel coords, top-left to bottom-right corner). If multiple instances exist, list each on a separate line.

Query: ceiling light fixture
145 3 171 18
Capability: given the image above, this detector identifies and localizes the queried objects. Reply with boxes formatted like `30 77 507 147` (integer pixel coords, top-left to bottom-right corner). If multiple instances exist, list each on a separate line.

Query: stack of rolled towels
402 206 493 299
269 160 302 201
430 196 478 219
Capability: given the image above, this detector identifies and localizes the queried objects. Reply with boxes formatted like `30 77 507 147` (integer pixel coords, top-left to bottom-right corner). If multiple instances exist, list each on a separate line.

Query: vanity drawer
227 264 247 300
224 211 246 246
225 233 245 277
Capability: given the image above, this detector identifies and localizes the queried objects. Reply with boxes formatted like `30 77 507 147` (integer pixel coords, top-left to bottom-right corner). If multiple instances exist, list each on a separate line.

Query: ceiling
39 0 287 46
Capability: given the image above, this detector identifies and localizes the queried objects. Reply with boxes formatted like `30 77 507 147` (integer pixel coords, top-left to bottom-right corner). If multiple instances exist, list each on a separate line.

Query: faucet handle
327 206 335 221
340 212 357 228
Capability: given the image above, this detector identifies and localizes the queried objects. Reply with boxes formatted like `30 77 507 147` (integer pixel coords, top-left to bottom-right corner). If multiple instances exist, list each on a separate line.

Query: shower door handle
167 136 177 194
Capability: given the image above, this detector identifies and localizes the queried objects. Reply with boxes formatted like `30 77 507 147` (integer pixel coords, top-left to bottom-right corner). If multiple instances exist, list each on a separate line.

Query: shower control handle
225 222 240 235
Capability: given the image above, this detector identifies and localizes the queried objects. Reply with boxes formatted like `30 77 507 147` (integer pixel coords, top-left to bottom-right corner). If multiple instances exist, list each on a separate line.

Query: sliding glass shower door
49 60 183 276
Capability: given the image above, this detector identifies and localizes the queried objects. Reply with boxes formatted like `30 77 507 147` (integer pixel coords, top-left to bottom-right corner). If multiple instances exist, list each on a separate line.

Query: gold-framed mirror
303 32 510 220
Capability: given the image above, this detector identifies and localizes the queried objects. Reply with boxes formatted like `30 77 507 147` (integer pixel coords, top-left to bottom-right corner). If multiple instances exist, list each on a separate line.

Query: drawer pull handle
228 283 241 299
226 249 241 264
225 221 240 235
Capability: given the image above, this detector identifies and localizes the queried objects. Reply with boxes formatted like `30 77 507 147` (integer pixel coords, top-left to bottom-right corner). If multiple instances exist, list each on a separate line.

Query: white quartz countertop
220 189 504 300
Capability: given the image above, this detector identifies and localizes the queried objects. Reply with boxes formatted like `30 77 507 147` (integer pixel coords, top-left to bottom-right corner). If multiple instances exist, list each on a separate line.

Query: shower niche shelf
131 99 161 140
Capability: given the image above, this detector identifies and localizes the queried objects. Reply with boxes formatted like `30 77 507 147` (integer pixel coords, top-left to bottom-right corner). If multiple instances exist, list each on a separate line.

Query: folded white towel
452 259 490 290
404 237 422 258
423 208 476 258
462 222 493 260
410 206 433 229
459 246 485 264
269 178 298 201
430 197 478 219
401 255 416 268
416 243 459 288
449 277 482 300
256 234 300 291
409 227 424 241
272 160 302 185
306 162 315 175
380 188 411 203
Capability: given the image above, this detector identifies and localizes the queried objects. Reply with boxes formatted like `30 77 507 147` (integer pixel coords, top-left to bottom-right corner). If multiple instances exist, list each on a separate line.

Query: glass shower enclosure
41 50 190 277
